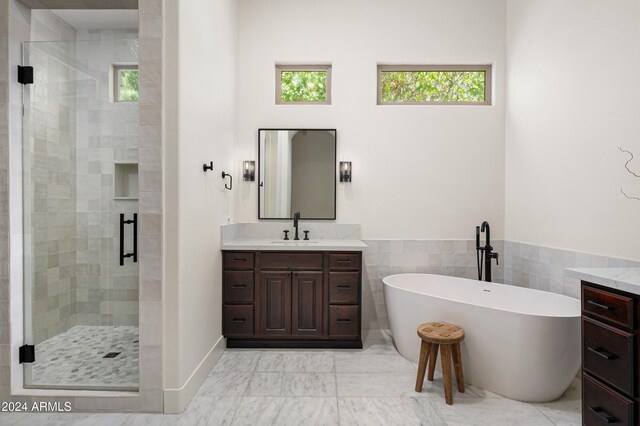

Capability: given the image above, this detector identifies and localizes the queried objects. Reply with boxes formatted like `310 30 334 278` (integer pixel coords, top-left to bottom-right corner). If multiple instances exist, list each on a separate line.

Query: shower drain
103 352 121 359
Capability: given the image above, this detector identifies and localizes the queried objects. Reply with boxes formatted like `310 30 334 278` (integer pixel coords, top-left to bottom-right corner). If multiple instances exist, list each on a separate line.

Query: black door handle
119 213 138 266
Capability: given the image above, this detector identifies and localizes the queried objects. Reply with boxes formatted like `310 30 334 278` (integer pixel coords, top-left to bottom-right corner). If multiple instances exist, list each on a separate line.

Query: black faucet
476 221 499 282
293 211 301 241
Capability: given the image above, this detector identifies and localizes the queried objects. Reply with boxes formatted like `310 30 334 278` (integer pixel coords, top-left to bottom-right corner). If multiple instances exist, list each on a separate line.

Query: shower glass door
22 37 140 390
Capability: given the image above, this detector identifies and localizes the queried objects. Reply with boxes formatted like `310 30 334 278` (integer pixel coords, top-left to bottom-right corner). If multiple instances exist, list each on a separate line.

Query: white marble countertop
221 238 367 251
566 267 640 295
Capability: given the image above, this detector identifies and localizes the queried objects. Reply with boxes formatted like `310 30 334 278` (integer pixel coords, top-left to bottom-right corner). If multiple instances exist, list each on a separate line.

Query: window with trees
276 65 332 105
377 65 491 105
113 65 139 102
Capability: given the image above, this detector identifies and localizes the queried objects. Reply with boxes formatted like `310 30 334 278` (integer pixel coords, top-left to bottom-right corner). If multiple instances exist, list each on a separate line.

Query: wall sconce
243 160 255 181
339 161 352 183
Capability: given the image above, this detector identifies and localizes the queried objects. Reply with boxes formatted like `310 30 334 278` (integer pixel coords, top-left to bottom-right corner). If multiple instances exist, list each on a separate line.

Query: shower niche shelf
114 163 139 200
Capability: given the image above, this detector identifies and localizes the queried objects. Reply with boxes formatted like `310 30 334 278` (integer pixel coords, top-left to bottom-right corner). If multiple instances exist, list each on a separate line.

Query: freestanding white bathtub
383 274 581 403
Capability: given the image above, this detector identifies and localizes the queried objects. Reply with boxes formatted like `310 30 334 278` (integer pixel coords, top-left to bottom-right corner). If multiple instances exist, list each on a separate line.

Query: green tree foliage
119 69 139 102
280 71 327 103
380 71 485 103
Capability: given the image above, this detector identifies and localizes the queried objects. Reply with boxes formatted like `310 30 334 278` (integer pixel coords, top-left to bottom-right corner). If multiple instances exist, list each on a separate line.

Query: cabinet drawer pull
587 346 616 360
232 318 246 323
337 318 351 323
233 258 247 262
337 285 351 290
587 300 612 310
337 259 351 263
231 284 246 289
588 406 616 423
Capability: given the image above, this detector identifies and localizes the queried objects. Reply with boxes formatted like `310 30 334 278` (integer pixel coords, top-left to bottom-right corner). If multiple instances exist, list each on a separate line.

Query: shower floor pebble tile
2 337 581 425
30 325 139 389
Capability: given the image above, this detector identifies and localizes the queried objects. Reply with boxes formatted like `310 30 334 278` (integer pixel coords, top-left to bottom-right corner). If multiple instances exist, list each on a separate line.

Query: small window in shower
113 64 139 102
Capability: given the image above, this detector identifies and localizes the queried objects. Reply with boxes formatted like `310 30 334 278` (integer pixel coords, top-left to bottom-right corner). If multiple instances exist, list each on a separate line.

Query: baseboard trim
163 335 226 413
226 338 362 349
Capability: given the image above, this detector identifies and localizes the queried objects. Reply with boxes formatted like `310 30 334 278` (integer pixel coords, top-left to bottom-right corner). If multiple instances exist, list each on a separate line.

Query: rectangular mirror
259 129 336 220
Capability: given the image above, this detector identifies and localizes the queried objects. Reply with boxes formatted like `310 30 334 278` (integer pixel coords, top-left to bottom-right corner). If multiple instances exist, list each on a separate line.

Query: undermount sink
270 240 318 245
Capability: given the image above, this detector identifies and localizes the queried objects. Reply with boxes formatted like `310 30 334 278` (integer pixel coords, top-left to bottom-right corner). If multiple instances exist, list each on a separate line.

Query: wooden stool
415 322 465 405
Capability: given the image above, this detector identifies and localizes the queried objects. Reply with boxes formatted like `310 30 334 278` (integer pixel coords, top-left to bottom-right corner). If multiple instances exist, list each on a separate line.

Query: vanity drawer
582 317 634 395
583 374 634 426
329 253 361 270
224 252 255 269
223 305 254 337
329 272 359 304
329 305 359 338
582 284 633 329
261 252 323 270
224 271 255 303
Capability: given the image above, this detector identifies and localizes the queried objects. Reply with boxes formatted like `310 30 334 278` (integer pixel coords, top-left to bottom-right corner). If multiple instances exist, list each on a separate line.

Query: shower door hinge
19 344 35 363
18 66 34 85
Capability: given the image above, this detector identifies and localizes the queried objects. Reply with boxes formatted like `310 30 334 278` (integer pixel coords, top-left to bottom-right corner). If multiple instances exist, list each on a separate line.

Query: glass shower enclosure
22 37 140 390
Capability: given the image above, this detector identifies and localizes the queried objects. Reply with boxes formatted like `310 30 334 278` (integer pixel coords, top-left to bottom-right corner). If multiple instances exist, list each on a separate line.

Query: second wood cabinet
582 281 638 425
223 250 362 348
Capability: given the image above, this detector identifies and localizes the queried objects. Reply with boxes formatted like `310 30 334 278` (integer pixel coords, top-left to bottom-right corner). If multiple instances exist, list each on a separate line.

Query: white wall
235 0 506 240
505 0 640 261
163 0 238 405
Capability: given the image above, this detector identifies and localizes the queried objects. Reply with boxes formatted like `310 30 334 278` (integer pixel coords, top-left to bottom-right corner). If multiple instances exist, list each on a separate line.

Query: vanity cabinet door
259 271 292 336
292 271 324 337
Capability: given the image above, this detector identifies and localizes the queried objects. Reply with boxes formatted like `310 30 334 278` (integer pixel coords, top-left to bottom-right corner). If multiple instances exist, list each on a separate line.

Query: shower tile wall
25 16 140 342
361 240 504 330
503 241 640 299
74 29 139 327
26 11 78 344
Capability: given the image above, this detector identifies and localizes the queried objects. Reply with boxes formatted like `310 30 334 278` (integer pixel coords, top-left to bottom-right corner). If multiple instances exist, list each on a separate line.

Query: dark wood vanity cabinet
223 250 362 348
581 281 638 425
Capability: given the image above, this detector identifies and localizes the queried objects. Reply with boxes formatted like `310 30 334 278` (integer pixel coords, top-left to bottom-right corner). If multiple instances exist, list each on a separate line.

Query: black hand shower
476 226 484 280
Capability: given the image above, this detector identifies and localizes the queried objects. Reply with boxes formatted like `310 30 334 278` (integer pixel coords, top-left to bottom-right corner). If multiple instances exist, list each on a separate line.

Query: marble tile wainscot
503 242 640 300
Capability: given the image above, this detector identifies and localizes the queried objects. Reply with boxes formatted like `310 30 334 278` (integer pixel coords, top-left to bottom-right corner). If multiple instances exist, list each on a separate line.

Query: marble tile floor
29 325 139 389
2 332 580 425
